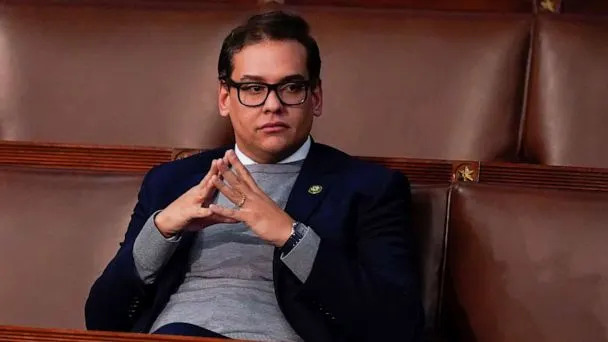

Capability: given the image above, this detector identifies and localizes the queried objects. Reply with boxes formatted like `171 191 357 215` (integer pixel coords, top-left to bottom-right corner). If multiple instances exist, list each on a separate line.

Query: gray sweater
133 162 321 341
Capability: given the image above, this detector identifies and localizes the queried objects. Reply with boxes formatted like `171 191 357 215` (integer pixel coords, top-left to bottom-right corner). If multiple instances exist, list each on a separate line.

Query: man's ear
218 81 231 117
311 80 323 117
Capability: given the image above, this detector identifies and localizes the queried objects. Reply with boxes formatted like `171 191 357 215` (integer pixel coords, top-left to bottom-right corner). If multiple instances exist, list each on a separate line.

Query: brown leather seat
0 3 237 149
4 2 608 339
524 15 608 167
0 3 530 161
445 183 608 342
292 7 531 160
0 166 143 329
410 185 450 338
0 165 451 335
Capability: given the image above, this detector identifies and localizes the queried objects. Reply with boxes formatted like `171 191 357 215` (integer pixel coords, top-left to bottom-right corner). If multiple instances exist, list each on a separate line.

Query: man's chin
258 138 298 159
260 143 291 156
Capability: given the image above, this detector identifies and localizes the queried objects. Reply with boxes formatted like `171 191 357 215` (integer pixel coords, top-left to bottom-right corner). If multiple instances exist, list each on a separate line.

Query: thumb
193 207 213 219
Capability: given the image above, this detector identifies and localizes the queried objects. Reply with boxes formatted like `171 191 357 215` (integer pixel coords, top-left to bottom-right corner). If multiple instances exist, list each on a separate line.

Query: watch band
281 221 305 255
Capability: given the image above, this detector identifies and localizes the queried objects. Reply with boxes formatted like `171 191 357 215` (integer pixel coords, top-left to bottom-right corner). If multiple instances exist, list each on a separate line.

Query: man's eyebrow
239 75 266 82
239 74 307 83
279 74 307 82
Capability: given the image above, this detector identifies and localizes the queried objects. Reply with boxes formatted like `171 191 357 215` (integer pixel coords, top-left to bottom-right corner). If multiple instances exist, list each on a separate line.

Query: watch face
294 222 306 235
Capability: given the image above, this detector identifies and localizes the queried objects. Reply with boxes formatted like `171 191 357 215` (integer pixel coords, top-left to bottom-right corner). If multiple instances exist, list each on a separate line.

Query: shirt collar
234 136 312 166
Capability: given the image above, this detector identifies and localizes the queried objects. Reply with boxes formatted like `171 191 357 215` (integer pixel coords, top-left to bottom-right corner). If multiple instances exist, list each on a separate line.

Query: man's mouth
259 122 289 133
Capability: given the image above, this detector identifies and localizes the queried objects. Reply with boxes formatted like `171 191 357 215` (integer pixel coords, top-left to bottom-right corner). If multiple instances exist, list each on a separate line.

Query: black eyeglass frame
221 78 313 107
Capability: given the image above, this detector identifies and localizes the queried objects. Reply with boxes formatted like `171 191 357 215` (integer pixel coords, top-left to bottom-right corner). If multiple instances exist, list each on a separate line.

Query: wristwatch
281 221 306 256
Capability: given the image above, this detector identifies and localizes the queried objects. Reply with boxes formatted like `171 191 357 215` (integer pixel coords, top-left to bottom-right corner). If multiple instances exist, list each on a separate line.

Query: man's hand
154 159 239 238
209 150 295 247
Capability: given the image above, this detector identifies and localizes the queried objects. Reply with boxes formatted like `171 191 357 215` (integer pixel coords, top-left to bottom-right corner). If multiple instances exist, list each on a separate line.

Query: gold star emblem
540 0 556 12
308 185 323 195
457 166 475 182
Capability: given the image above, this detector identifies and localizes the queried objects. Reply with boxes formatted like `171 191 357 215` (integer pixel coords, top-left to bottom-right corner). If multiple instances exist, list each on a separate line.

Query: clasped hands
154 150 294 247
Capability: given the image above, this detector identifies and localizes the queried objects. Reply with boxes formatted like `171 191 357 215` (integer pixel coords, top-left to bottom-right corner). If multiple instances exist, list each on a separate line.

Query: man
86 11 423 342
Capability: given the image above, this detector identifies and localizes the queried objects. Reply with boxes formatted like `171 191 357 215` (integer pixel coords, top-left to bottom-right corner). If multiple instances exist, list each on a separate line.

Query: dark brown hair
217 11 321 85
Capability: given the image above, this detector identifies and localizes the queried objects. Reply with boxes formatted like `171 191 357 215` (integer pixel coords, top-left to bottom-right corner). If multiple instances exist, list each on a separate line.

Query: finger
225 150 258 191
198 160 215 187
211 174 243 205
209 213 240 224
192 207 213 218
198 159 220 188
209 203 242 220
196 170 217 196
192 208 239 223
217 158 243 191
199 181 217 206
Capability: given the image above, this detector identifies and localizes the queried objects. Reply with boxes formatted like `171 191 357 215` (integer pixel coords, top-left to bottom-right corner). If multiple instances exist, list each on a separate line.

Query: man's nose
263 89 283 113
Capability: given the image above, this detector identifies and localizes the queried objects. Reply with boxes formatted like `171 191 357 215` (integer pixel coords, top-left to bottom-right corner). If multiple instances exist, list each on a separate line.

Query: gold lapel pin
308 185 323 195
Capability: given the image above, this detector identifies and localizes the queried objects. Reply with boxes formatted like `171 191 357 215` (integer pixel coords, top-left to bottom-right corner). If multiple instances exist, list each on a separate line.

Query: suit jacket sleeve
300 170 424 341
85 169 159 331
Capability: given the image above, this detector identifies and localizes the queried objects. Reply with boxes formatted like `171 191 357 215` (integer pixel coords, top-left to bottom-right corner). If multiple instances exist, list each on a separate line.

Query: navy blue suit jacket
85 143 423 341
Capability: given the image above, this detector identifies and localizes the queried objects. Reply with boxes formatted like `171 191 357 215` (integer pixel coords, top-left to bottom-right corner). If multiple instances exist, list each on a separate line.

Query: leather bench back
294 7 531 160
0 3 531 161
0 3 236 148
0 167 143 329
445 183 608 342
524 15 608 167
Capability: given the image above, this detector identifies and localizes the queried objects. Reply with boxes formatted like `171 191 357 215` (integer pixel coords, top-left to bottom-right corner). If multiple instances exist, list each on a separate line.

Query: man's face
218 40 322 163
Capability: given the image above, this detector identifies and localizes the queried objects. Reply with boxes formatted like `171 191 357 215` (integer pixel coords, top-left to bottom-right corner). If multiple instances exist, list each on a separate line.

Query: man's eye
283 83 305 92
241 85 265 93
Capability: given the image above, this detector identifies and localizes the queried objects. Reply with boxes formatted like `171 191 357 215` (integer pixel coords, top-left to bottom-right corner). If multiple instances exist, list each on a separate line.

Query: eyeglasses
223 78 311 107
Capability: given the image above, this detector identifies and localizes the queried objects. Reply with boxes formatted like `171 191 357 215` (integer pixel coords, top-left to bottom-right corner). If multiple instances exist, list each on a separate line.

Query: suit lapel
285 143 339 224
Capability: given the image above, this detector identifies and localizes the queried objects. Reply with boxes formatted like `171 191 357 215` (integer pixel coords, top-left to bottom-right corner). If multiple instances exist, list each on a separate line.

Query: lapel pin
308 185 323 195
